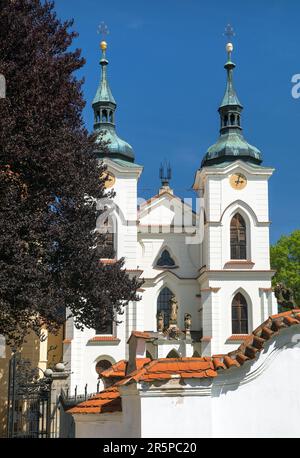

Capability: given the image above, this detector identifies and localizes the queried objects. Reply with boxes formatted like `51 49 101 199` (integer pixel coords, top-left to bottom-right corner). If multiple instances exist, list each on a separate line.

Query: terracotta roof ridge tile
221 309 300 369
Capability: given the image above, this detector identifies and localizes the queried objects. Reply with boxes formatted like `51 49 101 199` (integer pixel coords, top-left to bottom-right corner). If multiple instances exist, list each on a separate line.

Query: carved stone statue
274 283 296 310
157 311 164 332
169 295 178 325
184 313 192 332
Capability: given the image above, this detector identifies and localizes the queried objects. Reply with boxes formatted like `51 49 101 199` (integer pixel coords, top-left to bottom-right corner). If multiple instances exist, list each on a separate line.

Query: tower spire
201 25 263 167
92 38 116 129
218 41 243 134
92 24 135 163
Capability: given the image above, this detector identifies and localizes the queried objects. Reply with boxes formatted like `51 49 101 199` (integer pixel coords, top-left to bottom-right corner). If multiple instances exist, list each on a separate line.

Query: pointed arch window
232 293 248 334
156 249 176 268
101 216 115 259
157 287 173 328
230 213 247 259
166 349 180 358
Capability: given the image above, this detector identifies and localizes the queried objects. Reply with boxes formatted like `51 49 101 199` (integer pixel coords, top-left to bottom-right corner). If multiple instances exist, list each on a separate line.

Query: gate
7 353 53 438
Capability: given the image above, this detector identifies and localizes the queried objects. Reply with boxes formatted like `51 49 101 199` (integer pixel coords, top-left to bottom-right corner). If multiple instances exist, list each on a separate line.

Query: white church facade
63 38 278 397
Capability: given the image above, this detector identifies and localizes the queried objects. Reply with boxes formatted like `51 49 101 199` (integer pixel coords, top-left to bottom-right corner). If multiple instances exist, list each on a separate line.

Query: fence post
6 351 18 438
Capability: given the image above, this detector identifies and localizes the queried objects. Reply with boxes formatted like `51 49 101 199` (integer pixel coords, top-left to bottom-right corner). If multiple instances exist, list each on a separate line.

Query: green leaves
271 230 300 308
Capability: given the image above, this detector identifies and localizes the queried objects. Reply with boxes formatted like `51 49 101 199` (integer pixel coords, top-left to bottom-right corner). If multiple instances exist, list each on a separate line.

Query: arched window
95 359 112 377
102 109 108 122
230 213 247 259
156 249 176 268
157 287 173 328
232 293 248 334
101 216 115 258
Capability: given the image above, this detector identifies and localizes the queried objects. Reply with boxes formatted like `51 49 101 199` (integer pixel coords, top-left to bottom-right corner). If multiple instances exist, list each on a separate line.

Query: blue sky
55 0 300 244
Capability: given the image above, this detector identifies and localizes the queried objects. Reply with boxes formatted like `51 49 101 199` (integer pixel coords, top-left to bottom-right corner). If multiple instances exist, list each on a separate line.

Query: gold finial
100 41 107 51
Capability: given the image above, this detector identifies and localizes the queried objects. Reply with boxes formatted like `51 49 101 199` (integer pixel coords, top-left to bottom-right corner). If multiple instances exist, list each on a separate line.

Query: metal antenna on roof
159 160 172 188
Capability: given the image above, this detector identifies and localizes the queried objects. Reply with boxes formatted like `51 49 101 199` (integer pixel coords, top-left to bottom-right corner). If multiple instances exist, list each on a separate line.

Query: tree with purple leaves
0 0 142 346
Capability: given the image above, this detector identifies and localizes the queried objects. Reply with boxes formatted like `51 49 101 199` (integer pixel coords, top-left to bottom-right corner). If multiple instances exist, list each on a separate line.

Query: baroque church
63 37 279 397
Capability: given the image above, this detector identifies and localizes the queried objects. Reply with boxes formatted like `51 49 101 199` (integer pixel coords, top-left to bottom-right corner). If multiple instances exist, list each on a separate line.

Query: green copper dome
203 131 262 165
95 125 135 161
92 43 135 163
201 46 263 167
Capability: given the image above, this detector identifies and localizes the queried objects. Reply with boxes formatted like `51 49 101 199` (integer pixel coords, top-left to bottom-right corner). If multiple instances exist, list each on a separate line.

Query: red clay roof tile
100 358 151 379
227 335 250 341
89 336 119 342
67 387 121 415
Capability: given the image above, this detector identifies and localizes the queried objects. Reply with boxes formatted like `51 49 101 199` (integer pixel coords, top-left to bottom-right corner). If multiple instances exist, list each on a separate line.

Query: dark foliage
0 0 142 346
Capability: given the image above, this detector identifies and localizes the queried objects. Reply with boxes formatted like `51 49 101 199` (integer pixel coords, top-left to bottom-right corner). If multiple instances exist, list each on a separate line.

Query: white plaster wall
200 275 277 355
212 327 300 438
137 233 200 279
136 327 300 438
67 319 127 394
139 194 194 229
202 163 272 272
73 413 124 438
140 390 212 438
205 168 270 223
110 174 138 270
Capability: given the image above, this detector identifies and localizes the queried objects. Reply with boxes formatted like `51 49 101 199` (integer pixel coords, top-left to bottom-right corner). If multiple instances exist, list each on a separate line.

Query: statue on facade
157 311 164 332
184 313 192 332
169 295 178 325
274 283 296 311
165 327 181 340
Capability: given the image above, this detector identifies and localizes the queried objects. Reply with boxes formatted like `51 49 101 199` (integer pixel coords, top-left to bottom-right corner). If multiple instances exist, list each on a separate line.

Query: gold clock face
101 171 116 189
230 173 247 190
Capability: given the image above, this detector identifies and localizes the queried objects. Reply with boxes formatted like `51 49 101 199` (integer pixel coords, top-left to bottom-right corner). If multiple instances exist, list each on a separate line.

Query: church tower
193 39 278 356
92 39 143 269
64 38 143 394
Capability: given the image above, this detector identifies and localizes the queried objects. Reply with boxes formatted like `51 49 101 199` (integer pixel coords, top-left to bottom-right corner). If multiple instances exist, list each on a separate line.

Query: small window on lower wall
232 293 248 334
